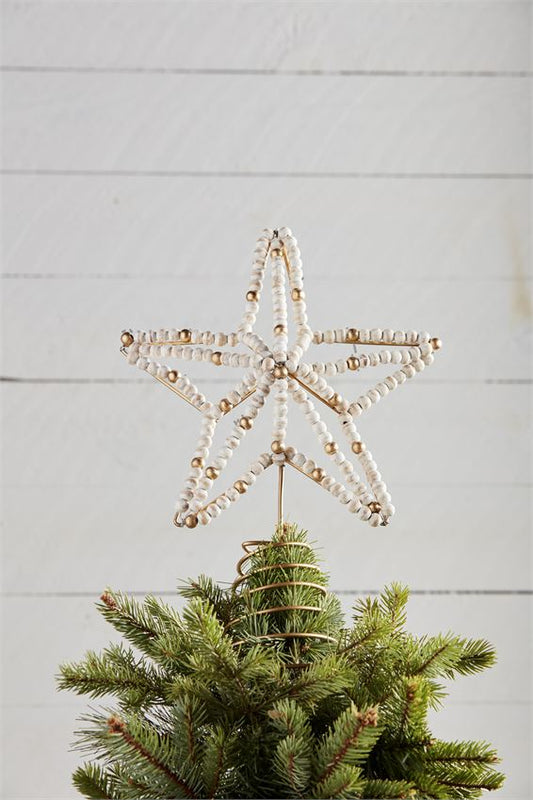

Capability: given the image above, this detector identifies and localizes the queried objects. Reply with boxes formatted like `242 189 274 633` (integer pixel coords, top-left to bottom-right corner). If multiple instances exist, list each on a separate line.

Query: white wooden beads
121 227 441 529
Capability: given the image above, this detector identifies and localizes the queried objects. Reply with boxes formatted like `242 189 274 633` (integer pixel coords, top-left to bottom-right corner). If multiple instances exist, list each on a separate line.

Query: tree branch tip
107 715 125 734
100 591 117 609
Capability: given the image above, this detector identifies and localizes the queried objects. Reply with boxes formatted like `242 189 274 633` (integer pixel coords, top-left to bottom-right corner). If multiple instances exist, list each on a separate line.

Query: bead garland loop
120 228 442 529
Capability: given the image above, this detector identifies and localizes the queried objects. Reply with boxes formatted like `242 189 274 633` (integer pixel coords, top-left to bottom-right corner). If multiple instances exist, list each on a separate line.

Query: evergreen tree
58 525 504 799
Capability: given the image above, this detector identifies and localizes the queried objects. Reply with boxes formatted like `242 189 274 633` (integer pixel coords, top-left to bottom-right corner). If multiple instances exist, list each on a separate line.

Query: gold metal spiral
228 537 337 648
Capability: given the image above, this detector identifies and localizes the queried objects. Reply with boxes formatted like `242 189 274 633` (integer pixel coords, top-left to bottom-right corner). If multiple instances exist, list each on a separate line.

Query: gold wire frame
120 347 256 414
121 233 440 534
232 563 323 590
235 539 314 575
241 579 328 596
290 374 342 415
228 538 338 650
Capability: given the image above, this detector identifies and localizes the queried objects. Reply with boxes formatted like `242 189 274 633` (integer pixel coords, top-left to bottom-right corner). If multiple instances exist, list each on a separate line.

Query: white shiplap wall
1 1 531 797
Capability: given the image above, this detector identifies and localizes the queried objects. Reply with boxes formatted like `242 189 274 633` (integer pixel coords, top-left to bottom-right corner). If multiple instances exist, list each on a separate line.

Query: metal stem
277 464 285 527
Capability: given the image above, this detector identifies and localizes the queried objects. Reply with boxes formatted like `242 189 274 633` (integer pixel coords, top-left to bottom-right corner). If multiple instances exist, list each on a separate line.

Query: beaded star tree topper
120 227 442 531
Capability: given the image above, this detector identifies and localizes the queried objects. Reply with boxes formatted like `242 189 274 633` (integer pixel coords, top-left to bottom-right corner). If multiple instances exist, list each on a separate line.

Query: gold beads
234 480 247 494
191 457 204 469
219 398 232 413
368 501 381 514
311 467 325 482
271 440 285 454
211 351 223 366
246 290 258 302
120 331 134 347
273 363 289 379
347 356 360 371
346 328 359 344
179 329 192 343
351 441 365 455
239 416 253 430
271 247 282 257
324 441 338 455
330 392 342 408
431 337 442 351
167 370 179 383
184 513 198 529
205 466 219 480
273 324 287 336
291 288 305 302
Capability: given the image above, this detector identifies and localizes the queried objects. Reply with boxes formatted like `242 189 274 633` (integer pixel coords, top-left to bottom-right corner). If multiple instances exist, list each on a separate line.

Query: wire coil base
229 536 338 664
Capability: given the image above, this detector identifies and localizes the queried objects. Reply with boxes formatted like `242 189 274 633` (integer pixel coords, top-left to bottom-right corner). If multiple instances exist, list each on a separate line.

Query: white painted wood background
1 1 531 797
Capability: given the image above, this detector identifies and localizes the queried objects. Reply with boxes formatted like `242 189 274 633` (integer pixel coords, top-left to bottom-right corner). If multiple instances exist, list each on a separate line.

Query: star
120 227 442 530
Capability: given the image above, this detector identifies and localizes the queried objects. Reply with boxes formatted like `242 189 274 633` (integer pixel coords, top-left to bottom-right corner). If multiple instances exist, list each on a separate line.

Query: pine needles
58 524 504 799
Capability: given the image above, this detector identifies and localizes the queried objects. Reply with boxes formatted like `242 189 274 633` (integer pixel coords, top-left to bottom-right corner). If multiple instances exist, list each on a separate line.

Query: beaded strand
120 227 441 530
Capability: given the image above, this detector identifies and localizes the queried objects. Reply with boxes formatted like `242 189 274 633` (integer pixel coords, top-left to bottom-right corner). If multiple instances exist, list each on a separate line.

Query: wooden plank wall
1 1 531 796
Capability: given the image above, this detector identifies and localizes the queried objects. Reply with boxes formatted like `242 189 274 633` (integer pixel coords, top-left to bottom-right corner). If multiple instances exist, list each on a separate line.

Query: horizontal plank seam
4 482 531 489
2 589 532 598
2 376 531 386
2 169 531 180
2 274 531 282
2 65 532 78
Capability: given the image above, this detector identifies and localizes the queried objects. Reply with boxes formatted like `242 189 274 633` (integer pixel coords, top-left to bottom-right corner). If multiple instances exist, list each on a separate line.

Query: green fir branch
274 734 312 798
171 694 208 767
75 711 199 798
72 762 117 799
59 526 505 799
425 742 504 797
268 698 311 738
427 739 501 765
361 778 416 799
269 700 313 795
405 633 496 683
450 638 497 677
339 611 394 655
163 673 229 720
256 653 352 714
409 773 449 799
425 680 448 711
179 576 234 626
405 634 465 679
378 583 410 630
106 714 198 798
97 590 185 667
314 704 381 784
379 676 431 746
182 600 237 668
432 766 505 796
58 644 165 707
143 594 183 631
312 764 364 799
201 726 238 799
